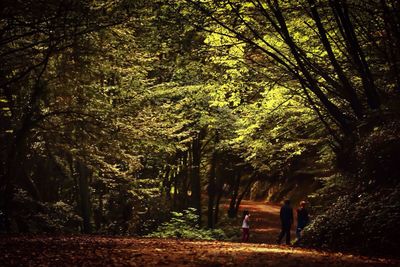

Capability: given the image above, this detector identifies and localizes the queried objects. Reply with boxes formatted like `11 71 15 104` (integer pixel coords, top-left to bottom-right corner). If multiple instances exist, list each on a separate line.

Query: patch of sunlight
252 228 280 233
227 246 317 255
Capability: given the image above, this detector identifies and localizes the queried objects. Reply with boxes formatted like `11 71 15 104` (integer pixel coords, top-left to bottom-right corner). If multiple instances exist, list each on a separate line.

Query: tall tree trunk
76 160 92 234
228 169 241 218
162 164 171 200
207 132 219 228
234 173 257 215
213 175 224 225
213 156 224 225
94 193 104 231
1 146 19 229
181 151 189 208
1 123 31 231
173 168 178 209
191 129 204 225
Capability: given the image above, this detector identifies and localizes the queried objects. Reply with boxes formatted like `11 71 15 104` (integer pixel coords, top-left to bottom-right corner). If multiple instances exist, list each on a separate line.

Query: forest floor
0 200 399 266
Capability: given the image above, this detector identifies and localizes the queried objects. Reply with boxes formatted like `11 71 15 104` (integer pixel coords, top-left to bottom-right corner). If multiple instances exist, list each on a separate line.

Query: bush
297 184 400 257
355 124 400 184
146 207 227 240
10 189 82 233
298 119 400 257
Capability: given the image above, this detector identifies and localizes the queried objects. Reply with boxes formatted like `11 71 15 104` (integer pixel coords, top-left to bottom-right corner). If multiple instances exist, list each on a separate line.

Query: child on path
241 210 250 242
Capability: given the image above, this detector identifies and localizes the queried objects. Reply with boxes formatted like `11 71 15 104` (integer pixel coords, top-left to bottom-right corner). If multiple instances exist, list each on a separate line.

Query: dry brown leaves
0 235 398 267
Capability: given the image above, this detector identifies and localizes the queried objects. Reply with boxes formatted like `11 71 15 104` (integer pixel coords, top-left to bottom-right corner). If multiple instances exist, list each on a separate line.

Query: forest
1 0 400 265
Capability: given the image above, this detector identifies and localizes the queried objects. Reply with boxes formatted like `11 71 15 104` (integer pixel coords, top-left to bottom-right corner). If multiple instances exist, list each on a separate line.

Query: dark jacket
280 204 293 226
297 207 309 228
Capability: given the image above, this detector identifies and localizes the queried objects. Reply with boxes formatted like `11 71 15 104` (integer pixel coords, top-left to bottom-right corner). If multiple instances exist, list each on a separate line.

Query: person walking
296 201 309 239
241 210 250 242
277 199 293 245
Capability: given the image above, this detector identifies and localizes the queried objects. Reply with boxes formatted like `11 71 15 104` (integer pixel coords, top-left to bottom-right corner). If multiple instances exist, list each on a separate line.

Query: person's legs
277 226 285 244
242 228 249 242
285 226 291 245
296 227 301 240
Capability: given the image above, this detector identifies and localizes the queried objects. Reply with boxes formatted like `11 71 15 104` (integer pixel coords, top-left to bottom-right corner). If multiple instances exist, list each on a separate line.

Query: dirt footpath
236 200 283 244
0 235 398 266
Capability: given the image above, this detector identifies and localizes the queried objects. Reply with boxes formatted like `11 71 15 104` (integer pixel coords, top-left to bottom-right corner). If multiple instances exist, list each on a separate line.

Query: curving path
236 199 283 244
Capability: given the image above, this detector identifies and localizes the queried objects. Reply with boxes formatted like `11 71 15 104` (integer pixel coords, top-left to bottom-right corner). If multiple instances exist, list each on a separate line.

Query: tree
185 0 398 138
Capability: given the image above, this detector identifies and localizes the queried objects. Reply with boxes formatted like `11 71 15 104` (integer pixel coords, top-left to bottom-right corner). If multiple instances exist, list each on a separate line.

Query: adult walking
277 199 293 245
296 201 309 239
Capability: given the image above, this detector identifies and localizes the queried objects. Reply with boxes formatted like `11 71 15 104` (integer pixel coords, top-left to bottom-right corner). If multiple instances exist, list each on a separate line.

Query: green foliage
230 85 322 175
300 121 400 257
354 118 400 184
10 189 82 233
299 184 400 257
1 0 400 247
146 208 227 240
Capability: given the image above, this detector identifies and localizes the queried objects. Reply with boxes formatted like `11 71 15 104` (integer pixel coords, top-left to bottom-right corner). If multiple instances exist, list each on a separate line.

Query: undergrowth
146 208 227 240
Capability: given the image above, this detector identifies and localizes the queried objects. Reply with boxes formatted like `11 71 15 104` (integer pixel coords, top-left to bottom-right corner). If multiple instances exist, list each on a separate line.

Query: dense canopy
1 0 400 259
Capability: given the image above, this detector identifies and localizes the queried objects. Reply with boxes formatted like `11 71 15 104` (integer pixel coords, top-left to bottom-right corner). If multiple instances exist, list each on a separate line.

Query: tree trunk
213 181 223 225
94 193 103 231
234 174 257 215
162 164 172 200
76 160 92 234
228 170 241 218
1 123 31 232
213 157 224 225
173 167 178 209
180 151 189 208
191 129 204 225
207 132 218 228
